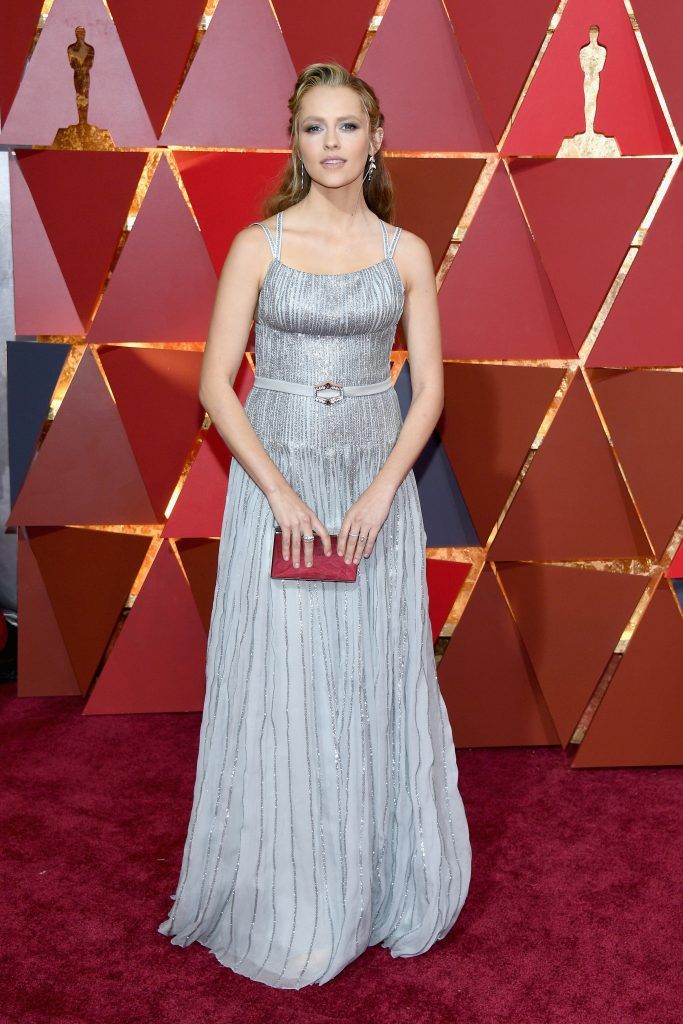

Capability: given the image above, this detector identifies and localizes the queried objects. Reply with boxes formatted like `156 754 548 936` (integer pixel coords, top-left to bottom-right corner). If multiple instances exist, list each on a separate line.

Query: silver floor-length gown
158 209 472 988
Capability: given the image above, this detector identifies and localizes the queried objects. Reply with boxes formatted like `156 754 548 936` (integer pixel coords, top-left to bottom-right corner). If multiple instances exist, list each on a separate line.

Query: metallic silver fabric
158 211 472 989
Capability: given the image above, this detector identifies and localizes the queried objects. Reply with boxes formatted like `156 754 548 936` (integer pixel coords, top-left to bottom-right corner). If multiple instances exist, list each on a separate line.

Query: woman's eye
305 123 358 132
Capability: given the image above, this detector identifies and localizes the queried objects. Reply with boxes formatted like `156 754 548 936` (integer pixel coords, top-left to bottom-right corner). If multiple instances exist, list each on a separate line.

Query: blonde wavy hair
261 62 395 223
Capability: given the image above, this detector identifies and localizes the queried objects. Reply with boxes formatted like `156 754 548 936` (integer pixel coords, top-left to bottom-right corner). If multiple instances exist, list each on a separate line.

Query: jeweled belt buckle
314 379 344 405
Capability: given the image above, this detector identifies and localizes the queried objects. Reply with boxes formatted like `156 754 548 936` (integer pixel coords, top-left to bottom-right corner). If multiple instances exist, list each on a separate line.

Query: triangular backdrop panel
84 540 208 714
364 156 484 291
106 0 207 138
159 0 296 147
274 0 378 79
667 542 683 579
438 163 574 360
163 357 255 538
572 580 683 767
589 368 683 559
440 364 565 548
587 165 683 368
7 340 70 506
17 533 81 698
632 0 683 144
438 564 560 747
501 0 675 155
176 150 291 277
444 0 558 143
16 149 147 329
425 557 471 643
9 155 82 335
176 538 221 633
1 0 155 146
509 157 669 350
98 345 205 521
163 427 232 539
0 0 43 124
394 363 479 548
7 347 157 527
487 373 651 561
28 526 152 693
498 563 647 746
88 157 218 343
359 0 495 151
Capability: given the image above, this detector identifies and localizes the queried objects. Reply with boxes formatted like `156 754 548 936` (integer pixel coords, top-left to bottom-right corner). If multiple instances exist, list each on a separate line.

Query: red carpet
3 683 681 1024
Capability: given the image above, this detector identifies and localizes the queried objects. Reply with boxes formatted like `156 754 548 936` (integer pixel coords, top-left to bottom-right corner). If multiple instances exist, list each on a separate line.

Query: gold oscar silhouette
558 24 621 157
52 26 115 149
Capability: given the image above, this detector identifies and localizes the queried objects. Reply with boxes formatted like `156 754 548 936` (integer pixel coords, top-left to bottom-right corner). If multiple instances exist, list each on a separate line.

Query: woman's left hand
337 480 397 563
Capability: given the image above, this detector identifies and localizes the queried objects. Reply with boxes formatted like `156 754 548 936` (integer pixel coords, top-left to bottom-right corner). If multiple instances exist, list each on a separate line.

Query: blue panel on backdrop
394 362 480 548
7 340 71 507
673 578 683 613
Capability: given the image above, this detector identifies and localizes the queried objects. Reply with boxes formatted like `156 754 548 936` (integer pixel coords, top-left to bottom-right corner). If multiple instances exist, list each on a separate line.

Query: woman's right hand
268 486 332 568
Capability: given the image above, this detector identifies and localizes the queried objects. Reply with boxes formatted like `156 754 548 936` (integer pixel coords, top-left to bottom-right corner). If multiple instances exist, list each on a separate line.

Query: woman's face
297 85 381 191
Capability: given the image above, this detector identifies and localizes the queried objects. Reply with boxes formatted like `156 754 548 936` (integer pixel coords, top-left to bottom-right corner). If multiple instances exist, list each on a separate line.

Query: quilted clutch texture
271 529 358 581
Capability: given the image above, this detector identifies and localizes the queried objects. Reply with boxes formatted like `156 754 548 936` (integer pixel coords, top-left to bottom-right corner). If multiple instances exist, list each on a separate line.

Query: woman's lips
321 159 345 166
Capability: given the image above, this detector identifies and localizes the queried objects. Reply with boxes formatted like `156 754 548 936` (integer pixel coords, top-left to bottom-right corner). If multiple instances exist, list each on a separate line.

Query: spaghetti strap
249 217 281 260
379 219 402 260
388 223 402 259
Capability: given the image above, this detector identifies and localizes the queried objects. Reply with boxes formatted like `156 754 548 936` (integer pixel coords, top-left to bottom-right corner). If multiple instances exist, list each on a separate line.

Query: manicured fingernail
306 561 312 567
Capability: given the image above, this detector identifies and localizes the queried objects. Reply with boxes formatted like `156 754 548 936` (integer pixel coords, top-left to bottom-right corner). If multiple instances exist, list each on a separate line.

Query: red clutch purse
271 526 358 582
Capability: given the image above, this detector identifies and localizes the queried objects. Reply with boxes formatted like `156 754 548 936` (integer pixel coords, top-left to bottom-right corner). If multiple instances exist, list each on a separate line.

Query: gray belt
252 374 393 406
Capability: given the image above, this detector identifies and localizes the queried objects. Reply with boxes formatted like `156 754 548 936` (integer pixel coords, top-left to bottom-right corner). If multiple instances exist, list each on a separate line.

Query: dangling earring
364 149 376 183
300 155 305 191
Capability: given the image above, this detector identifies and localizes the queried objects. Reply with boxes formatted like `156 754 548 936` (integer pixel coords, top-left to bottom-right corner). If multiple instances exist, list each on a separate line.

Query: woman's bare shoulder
388 225 433 289
222 219 276 284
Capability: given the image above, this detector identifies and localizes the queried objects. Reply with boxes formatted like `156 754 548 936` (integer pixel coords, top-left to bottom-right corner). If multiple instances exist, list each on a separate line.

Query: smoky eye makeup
302 121 360 132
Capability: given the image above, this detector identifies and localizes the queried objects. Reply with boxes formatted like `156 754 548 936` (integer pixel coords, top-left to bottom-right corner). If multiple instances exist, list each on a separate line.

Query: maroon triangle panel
440 364 565 545
16 533 81 698
487 374 651 562
15 150 147 328
176 538 220 633
587 164 683 368
84 541 208 715
438 162 574 360
28 526 152 694
572 580 683 767
7 348 157 527
98 345 205 521
425 557 471 643
497 563 648 746
589 368 683 558
509 157 668 349
106 0 207 138
438 565 559 747
443 0 559 143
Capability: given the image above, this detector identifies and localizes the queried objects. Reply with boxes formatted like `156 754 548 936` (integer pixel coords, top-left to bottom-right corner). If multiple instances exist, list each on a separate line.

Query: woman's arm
336 231 444 563
199 225 334 561
374 231 445 496
198 226 289 499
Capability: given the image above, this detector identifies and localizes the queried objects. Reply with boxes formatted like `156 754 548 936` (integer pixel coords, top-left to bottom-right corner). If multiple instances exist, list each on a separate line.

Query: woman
158 61 471 989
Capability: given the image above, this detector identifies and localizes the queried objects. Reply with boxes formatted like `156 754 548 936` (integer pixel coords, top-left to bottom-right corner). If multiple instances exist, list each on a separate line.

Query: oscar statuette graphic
558 24 621 157
52 25 115 149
